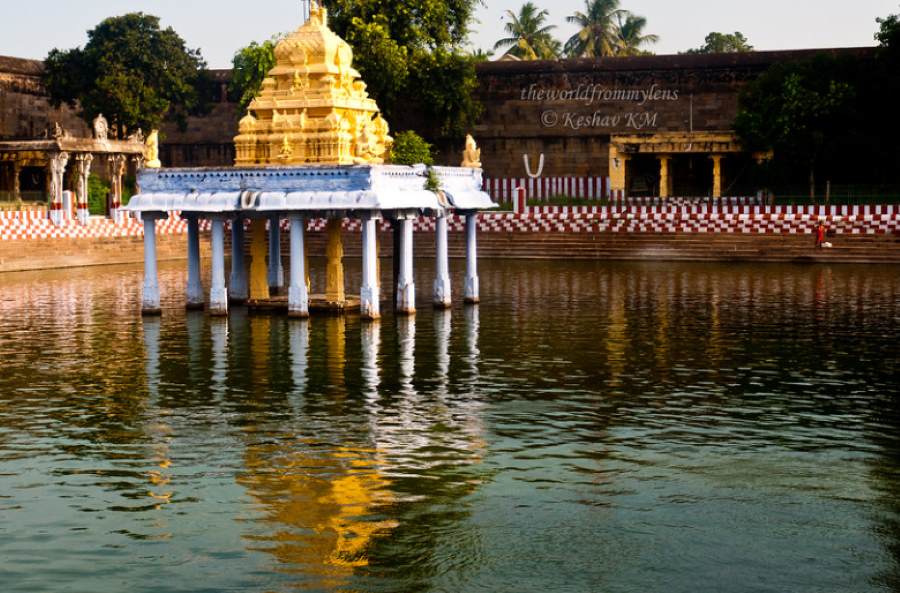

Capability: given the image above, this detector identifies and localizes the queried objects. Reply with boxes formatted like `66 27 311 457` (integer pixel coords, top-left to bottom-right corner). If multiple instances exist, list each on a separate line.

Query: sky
0 0 896 68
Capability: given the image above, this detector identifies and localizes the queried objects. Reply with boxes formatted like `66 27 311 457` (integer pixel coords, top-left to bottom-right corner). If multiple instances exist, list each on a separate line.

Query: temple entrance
671 154 714 197
626 154 660 196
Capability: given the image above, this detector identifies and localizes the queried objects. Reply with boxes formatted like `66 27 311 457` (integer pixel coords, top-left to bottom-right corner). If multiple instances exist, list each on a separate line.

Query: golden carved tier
234 3 392 166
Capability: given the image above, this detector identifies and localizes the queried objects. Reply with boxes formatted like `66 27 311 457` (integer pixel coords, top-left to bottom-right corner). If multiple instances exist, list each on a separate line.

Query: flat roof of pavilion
127 164 496 214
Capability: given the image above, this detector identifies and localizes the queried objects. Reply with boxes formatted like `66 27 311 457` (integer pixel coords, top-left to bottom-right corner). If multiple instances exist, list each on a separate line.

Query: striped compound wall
1 204 898 243
484 176 612 203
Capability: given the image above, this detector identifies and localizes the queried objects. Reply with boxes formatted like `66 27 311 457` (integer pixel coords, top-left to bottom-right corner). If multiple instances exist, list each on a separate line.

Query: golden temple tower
234 2 393 166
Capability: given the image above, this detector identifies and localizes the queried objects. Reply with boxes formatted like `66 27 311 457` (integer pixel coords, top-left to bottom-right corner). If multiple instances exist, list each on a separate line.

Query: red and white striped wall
2 204 898 241
483 176 611 203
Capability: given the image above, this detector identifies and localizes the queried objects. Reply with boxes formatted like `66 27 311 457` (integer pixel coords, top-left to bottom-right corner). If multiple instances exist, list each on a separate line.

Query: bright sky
0 0 895 68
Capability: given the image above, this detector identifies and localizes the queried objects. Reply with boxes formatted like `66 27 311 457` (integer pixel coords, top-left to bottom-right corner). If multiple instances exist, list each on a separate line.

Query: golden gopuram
234 3 392 167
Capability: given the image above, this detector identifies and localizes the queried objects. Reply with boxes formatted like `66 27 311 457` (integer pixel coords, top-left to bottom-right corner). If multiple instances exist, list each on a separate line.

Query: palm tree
494 2 560 60
565 0 627 58
615 14 659 56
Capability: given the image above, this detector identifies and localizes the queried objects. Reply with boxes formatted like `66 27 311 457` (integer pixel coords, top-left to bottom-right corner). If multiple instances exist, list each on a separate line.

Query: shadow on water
0 259 899 592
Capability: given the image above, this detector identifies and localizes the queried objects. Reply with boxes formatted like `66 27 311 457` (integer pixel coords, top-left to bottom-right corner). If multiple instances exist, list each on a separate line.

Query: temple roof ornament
234 2 392 166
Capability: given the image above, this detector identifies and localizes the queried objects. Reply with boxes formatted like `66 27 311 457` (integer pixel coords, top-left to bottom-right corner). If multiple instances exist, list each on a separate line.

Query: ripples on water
0 260 899 593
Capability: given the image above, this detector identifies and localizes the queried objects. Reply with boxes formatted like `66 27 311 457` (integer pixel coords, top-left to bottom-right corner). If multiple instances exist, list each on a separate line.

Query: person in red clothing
816 221 826 248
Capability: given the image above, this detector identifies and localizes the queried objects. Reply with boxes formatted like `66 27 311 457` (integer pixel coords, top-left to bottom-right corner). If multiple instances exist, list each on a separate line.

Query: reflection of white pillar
396 217 415 315
361 213 380 320
361 321 380 399
434 309 451 388
268 214 284 294
230 219 248 303
398 315 416 396
289 318 309 397
288 214 309 318
465 304 480 389
186 216 204 309
209 218 228 316
143 316 161 399
210 317 228 398
141 213 163 315
433 214 452 309
464 213 480 304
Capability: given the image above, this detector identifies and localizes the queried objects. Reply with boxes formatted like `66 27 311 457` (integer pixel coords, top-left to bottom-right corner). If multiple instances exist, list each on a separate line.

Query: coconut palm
615 14 659 56
494 2 560 60
565 0 627 58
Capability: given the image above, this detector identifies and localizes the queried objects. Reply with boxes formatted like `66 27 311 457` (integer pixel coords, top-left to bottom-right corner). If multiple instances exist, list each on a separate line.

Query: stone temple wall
0 56 88 140
0 49 875 177
470 49 874 179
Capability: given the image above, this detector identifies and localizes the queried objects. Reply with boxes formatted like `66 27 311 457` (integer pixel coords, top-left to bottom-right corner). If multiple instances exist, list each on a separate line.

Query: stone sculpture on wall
145 130 161 168
93 114 109 141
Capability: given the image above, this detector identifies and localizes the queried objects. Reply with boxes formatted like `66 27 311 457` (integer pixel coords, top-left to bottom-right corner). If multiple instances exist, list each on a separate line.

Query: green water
1 259 899 593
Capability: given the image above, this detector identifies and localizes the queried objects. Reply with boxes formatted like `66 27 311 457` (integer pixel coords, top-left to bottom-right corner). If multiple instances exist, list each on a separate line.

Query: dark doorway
671 154 713 197
627 155 660 196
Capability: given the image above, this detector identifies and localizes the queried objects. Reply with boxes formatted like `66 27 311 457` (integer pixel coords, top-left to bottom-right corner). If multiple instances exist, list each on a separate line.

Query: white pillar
186 216 204 309
288 214 309 318
268 214 284 293
361 213 380 320
396 217 415 315
230 218 248 303
141 213 163 315
75 153 92 226
209 218 228 316
464 213 480 304
433 214 452 309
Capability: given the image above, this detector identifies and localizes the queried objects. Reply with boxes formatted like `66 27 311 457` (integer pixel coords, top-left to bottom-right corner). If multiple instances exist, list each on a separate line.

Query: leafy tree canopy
494 2 560 60
390 130 434 165
43 13 209 137
686 32 753 54
325 0 483 139
229 35 284 111
564 0 658 58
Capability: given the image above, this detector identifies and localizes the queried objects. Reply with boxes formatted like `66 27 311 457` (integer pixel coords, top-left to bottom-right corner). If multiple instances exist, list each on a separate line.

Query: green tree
43 13 208 136
686 32 753 54
493 3 560 60
565 0 627 58
323 0 483 139
390 130 434 165
735 56 853 198
229 35 284 111
615 14 659 56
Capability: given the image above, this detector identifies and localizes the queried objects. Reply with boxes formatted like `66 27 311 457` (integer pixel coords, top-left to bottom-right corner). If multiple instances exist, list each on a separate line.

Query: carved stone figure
279 135 294 161
461 134 481 168
145 130 161 168
127 128 145 144
93 114 109 141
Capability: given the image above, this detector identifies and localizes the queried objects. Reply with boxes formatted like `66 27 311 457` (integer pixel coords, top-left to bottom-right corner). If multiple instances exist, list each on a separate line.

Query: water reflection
1 261 899 593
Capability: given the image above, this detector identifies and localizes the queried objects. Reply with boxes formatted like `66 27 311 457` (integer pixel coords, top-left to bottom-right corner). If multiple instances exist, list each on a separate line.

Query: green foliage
493 3 560 60
390 131 434 165
43 13 209 136
424 168 441 192
324 0 482 140
615 14 659 56
87 175 110 215
686 32 753 54
564 0 657 58
229 35 283 111
735 56 853 191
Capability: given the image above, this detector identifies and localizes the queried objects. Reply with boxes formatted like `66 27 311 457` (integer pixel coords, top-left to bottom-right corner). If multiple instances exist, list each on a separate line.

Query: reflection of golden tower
238 440 396 586
234 2 392 166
